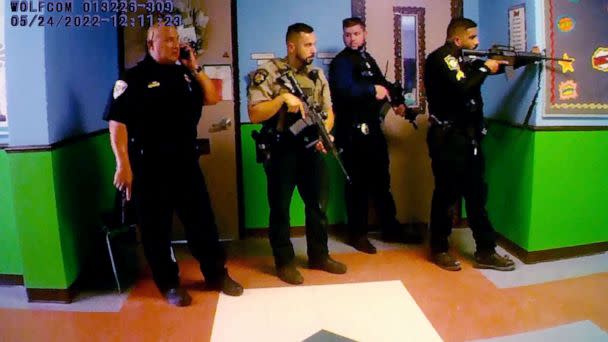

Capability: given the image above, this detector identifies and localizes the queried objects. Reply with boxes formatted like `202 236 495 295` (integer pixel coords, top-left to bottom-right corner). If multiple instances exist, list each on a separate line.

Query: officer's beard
301 54 315 65
348 40 367 52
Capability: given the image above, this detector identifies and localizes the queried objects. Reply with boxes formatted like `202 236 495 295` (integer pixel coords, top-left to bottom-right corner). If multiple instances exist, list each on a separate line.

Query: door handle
209 117 232 133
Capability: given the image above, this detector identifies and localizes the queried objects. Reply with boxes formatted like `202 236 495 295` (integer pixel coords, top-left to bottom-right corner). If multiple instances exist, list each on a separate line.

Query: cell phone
179 47 190 60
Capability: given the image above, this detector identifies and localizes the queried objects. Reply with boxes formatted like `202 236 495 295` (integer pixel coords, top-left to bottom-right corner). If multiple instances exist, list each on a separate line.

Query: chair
100 190 138 293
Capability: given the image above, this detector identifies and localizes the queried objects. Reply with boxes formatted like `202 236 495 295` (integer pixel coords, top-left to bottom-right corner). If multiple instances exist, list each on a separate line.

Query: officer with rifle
424 18 545 271
329 17 422 255
247 23 347 285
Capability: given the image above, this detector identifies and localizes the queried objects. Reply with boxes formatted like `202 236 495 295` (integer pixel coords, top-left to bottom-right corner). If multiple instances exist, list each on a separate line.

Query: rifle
277 71 351 183
383 80 418 129
463 44 573 80
381 60 418 129
463 45 573 126
462 44 572 65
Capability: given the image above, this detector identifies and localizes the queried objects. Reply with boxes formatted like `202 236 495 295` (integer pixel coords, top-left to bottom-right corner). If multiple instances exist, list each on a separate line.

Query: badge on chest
184 73 193 92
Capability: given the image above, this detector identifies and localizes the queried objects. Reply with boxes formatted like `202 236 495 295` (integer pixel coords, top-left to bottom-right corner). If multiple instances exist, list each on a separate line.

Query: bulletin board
544 0 608 115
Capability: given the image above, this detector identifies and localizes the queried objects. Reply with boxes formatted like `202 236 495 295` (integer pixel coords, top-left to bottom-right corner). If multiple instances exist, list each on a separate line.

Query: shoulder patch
113 80 128 99
252 69 269 86
444 55 459 71
443 55 466 81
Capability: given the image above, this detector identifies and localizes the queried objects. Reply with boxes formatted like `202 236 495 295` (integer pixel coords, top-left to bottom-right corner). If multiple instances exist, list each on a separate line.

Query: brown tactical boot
277 265 304 285
309 256 347 274
206 274 244 296
474 252 516 271
431 252 462 271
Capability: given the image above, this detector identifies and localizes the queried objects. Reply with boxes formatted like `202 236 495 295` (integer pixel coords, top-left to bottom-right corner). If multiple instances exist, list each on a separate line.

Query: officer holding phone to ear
104 24 243 307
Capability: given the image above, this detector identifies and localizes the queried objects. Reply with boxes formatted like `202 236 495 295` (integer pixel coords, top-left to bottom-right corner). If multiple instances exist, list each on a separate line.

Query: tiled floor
0 231 607 341
211 281 442 341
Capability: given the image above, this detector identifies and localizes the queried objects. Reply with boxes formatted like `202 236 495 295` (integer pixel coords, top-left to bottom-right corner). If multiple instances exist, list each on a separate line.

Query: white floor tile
211 280 443 342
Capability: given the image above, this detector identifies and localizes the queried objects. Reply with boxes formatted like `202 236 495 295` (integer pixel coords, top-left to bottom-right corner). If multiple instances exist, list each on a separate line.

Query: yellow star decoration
558 53 575 73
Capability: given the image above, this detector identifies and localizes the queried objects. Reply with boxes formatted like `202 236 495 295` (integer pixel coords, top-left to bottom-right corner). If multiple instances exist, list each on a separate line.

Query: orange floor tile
0 243 607 341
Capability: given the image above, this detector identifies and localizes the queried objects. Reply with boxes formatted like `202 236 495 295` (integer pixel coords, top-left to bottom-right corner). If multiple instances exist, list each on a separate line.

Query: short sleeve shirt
103 54 204 147
247 58 332 114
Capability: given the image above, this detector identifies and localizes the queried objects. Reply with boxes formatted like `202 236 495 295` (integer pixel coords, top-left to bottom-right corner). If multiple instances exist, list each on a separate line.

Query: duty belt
429 115 482 156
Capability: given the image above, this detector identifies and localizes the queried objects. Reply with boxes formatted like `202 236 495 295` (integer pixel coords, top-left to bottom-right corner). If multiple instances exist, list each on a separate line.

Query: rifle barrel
462 49 573 62
462 49 489 56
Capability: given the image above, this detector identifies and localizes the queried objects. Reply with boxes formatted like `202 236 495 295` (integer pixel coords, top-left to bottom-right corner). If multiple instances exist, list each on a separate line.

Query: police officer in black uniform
424 18 523 271
104 24 243 306
329 17 421 254
248 23 347 285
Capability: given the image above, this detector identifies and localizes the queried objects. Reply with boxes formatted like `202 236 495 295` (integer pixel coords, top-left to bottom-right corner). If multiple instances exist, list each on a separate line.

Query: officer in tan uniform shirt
248 23 347 285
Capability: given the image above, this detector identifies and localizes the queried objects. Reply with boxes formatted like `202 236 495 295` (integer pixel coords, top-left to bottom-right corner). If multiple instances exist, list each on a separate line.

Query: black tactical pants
131 148 226 292
264 142 329 268
341 132 399 238
427 125 497 254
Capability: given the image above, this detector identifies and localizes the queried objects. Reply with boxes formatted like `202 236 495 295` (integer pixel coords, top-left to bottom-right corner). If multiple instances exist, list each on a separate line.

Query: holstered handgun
251 126 275 164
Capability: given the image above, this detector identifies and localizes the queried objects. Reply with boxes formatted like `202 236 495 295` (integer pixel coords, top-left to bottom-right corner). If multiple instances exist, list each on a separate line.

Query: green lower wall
9 151 65 287
485 122 608 252
6 125 605 287
484 123 536 250
6 133 115 289
0 150 22 275
51 133 116 286
528 130 608 250
241 124 346 229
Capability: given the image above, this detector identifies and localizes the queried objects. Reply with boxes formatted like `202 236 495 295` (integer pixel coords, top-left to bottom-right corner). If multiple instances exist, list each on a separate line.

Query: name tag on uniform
147 81 160 88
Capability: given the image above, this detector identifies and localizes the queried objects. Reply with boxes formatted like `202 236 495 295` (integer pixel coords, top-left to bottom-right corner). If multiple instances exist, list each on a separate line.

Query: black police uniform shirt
103 54 204 152
329 47 392 138
424 42 490 126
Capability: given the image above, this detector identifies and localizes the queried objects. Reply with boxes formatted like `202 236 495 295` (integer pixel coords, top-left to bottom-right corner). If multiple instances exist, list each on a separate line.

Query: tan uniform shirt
247 58 332 131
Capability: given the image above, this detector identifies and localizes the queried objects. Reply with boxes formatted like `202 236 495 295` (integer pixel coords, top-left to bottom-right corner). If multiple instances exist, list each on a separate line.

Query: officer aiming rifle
462 44 573 79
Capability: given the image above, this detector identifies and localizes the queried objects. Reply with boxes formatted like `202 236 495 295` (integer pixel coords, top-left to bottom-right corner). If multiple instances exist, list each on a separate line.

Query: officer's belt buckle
356 123 370 135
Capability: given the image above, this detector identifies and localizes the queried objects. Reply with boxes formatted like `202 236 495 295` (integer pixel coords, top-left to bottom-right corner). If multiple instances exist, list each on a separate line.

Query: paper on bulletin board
509 4 527 52
203 65 233 101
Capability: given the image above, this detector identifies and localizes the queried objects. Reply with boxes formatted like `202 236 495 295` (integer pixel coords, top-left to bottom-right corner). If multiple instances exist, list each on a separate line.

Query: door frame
230 0 247 239
351 0 463 21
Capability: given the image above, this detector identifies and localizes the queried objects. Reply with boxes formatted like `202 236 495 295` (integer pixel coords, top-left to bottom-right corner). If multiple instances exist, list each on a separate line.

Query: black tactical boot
163 287 192 307
349 236 377 254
